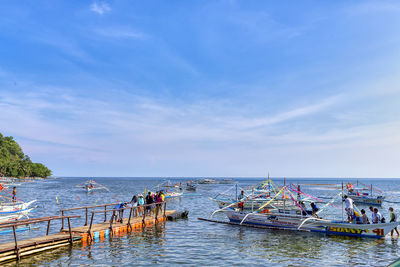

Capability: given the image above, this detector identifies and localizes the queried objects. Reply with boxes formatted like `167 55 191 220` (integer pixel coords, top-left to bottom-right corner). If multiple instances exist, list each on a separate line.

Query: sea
1 177 400 266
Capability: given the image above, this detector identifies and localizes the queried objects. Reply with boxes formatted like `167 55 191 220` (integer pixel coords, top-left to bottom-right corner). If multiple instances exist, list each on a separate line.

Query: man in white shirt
343 195 354 223
370 206 376 224
373 208 382 224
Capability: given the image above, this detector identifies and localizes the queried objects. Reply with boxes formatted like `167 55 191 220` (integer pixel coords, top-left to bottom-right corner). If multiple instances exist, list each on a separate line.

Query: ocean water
1 177 400 266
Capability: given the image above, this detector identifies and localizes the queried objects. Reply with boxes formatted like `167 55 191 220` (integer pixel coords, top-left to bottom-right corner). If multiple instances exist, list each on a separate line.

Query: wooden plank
0 234 80 253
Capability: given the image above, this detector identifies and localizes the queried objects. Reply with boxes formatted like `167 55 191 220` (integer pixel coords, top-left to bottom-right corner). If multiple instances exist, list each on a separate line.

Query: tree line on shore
0 133 52 178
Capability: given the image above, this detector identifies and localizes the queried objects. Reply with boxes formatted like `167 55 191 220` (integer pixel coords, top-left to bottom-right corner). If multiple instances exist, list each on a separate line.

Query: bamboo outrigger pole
239 186 286 225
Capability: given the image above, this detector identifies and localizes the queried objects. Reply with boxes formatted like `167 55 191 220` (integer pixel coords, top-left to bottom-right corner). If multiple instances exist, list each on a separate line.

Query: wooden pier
0 202 175 263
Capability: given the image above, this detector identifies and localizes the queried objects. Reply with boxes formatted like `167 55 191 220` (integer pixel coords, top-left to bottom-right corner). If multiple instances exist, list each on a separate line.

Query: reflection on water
1 177 400 266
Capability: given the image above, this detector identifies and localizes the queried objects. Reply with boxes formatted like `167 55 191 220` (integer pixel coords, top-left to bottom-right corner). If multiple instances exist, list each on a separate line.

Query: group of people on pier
130 191 165 216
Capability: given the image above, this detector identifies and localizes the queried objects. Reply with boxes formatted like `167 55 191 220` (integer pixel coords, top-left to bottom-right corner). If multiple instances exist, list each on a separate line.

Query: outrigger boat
0 200 37 223
185 183 197 191
211 178 312 212
75 180 110 193
197 178 217 184
346 181 385 206
207 184 397 239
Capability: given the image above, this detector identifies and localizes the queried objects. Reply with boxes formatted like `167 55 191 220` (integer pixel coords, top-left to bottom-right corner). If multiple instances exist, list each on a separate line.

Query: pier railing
86 201 167 241
0 215 80 261
60 201 167 240
60 202 119 230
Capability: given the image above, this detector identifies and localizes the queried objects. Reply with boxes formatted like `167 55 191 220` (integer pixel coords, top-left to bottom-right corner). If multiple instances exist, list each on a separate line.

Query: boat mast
342 181 344 222
235 183 238 201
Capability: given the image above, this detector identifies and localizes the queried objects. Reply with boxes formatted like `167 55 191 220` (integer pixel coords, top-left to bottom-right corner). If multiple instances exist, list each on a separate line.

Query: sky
0 1 400 178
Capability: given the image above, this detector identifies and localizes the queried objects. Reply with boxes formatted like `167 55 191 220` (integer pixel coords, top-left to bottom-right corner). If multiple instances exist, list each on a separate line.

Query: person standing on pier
138 194 145 215
146 192 154 215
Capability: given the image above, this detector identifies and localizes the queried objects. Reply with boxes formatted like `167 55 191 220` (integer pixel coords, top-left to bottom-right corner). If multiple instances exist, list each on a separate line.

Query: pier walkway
0 202 174 263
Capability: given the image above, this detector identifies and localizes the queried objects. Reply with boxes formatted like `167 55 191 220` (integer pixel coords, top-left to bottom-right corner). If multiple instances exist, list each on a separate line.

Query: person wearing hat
138 194 145 215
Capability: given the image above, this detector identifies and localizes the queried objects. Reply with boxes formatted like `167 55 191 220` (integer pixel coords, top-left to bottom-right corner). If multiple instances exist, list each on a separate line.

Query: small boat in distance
345 181 385 206
219 178 235 184
185 183 197 191
197 178 217 184
75 180 110 193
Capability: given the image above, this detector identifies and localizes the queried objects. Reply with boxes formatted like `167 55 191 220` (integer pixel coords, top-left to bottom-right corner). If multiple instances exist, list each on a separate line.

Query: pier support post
109 211 115 236
142 206 146 225
61 210 64 231
12 225 20 261
127 207 133 231
46 220 51 235
88 212 94 242
67 217 73 245
85 208 88 226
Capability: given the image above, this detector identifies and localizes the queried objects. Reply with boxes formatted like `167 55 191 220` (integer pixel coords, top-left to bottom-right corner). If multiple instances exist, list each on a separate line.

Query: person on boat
370 206 375 223
160 191 165 202
389 207 400 237
353 210 362 224
343 195 354 223
373 208 382 224
310 202 320 218
360 209 369 224
238 190 245 201
237 190 245 211
12 187 17 202
299 201 307 216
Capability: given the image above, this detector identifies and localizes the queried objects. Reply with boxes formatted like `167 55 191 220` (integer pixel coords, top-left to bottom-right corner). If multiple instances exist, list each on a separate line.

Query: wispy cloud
90 2 111 15
94 27 148 40
1 82 400 177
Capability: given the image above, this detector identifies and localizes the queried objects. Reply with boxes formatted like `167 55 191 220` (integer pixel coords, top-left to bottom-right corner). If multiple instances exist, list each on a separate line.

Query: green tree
0 133 52 178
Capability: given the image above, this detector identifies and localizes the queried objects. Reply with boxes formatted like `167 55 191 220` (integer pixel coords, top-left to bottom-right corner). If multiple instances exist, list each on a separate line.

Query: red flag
0 184 3 192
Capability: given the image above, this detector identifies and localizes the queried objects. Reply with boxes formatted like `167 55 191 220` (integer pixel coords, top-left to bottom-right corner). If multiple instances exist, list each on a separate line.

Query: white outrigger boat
0 200 37 223
207 185 398 239
223 209 398 238
154 180 184 199
211 179 312 212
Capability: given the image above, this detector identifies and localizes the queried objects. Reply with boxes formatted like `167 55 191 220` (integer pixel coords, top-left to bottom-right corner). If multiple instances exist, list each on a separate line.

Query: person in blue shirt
114 202 126 223
310 202 320 218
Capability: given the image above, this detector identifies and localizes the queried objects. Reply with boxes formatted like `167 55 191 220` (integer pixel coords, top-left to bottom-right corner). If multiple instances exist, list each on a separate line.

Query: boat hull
350 196 384 206
224 210 399 238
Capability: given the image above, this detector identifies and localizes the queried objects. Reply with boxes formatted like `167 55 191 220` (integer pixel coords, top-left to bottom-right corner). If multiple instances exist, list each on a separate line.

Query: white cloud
90 2 111 15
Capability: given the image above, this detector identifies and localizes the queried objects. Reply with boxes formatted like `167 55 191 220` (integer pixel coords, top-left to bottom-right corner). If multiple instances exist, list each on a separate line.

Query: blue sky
0 1 400 177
